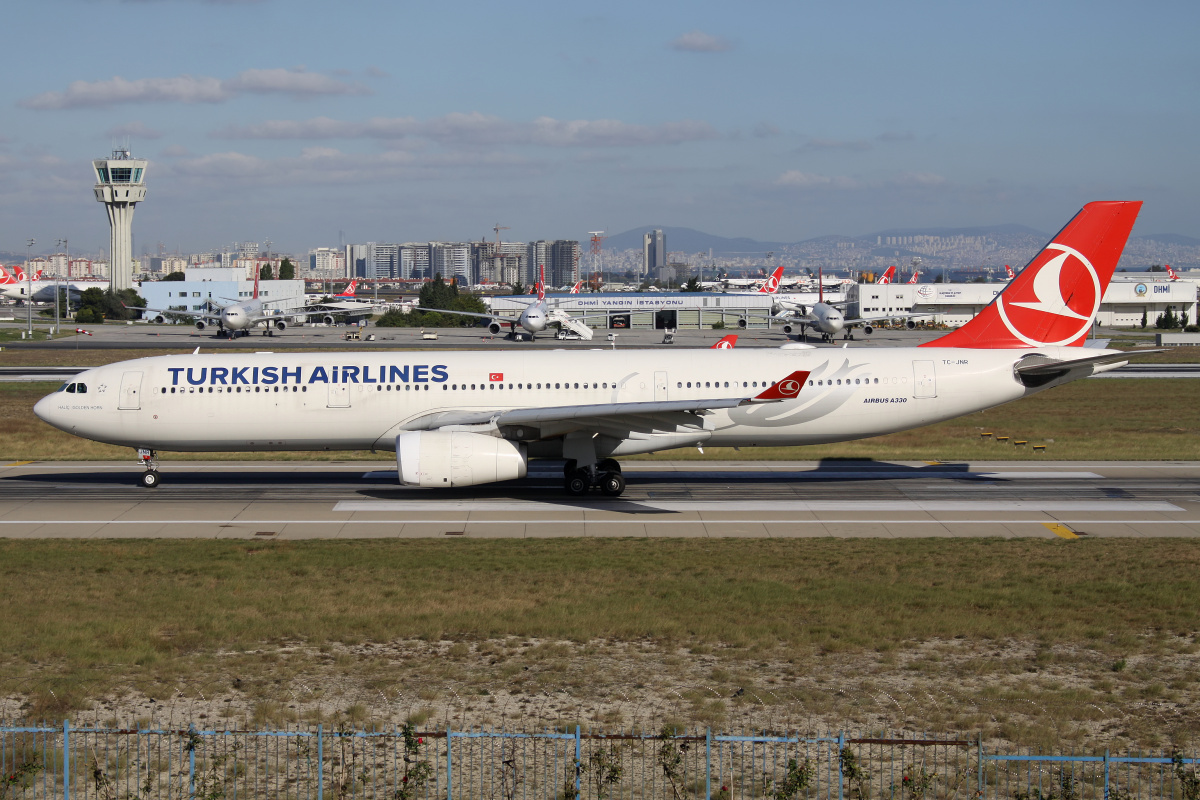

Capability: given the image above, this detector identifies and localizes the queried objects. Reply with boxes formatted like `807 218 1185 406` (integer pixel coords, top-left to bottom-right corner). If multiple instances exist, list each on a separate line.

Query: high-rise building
93 148 148 291
430 242 472 284
643 229 665 279
400 244 431 280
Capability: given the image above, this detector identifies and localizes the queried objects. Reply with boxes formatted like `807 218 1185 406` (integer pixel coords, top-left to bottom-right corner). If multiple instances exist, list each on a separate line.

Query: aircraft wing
411 306 512 323
842 310 934 326
399 371 811 436
124 303 222 323
721 309 817 325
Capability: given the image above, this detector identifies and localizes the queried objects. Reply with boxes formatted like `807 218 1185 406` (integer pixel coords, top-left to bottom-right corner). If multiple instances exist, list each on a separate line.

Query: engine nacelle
274 319 287 332
863 325 873 335
322 314 335 327
153 315 166 324
195 320 206 331
488 321 503 335
782 324 793 334
395 431 527 488
737 318 748 329
906 319 917 330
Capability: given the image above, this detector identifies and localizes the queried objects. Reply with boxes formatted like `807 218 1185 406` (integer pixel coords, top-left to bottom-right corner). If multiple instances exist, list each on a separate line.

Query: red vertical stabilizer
921 201 1141 349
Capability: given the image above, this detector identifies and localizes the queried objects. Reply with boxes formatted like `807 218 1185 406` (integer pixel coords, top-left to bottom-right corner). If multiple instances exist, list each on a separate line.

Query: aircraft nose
33 391 68 431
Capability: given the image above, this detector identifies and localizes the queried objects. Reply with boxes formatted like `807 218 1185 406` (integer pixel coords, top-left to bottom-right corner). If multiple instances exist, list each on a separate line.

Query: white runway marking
363 470 1104 481
334 500 1179 513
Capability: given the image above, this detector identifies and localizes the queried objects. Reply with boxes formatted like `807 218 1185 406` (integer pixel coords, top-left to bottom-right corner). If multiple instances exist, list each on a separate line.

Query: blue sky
3 0 1198 256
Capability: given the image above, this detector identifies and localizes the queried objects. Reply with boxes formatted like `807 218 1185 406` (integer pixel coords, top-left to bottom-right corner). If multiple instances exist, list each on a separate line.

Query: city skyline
3 1 1199 255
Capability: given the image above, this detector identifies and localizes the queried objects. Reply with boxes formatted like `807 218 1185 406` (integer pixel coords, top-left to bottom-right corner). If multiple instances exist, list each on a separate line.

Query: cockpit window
75 383 87 394
59 383 70 392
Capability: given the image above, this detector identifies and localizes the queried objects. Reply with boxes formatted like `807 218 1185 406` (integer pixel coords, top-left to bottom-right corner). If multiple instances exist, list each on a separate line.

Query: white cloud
890 171 947 187
795 137 872 153
105 121 163 139
19 68 368 110
212 113 719 148
775 171 860 189
670 30 732 53
159 144 192 158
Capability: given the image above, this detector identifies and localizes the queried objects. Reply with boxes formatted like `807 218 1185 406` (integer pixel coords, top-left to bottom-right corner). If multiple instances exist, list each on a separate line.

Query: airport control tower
93 148 147 291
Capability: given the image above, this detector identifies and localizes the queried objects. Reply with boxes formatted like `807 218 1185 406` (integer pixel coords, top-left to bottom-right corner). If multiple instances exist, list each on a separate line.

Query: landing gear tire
597 458 621 474
139 470 161 489
563 459 578 477
599 471 626 497
565 471 589 496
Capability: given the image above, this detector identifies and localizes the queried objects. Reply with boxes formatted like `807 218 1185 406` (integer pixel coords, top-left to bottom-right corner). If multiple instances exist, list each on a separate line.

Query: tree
76 287 147 322
681 276 702 292
509 282 525 295
161 271 186 282
1140 310 1148 328
278 258 296 281
259 262 273 280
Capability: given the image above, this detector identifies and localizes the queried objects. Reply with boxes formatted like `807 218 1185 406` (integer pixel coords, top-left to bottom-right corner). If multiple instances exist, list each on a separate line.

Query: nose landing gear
136 448 161 488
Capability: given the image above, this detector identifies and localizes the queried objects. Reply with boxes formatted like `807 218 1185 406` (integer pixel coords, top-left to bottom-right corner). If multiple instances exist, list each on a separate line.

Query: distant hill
604 227 791 255
1137 234 1200 247
868 223 1047 239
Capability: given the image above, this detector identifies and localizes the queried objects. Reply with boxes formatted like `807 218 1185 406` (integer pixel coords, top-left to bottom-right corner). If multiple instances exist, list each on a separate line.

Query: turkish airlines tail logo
537 265 546 301
1006 264 1015 280
711 334 738 349
922 201 1142 349
877 266 896 284
0 267 12 285
758 266 784 294
1167 265 1179 280
569 281 583 293
337 280 357 297
907 271 919 284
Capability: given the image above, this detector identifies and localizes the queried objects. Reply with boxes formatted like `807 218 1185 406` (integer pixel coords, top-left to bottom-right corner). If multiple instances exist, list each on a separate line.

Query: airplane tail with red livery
757 265 784 294
907 271 919 284
569 280 583 294
1005 264 1016 280
923 201 1141 349
877 266 896 284
0 267 14 285
1167 264 1180 280
536 265 546 301
336 280 358 298
710 334 738 349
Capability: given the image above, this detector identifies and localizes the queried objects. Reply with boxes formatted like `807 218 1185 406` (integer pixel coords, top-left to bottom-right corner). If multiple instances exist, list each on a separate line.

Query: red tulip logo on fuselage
996 244 1101 346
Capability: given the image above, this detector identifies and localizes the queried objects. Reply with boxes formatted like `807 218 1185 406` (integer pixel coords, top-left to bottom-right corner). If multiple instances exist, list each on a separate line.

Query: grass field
3 375 1196 462
1 538 1197 749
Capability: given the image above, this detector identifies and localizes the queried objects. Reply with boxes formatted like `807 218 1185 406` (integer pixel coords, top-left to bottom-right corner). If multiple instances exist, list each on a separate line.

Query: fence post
574 726 582 798
1103 750 1110 800
978 732 984 800
188 724 196 800
62 719 70 800
705 728 712 800
317 725 323 800
446 726 453 800
838 732 845 800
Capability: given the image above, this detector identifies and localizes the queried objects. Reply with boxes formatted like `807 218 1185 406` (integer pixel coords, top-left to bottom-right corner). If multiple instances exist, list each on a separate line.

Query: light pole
25 238 35 337
55 238 67 335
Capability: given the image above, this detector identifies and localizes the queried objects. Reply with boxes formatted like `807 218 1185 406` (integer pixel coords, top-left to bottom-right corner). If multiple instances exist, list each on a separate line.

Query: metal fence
1 723 1198 800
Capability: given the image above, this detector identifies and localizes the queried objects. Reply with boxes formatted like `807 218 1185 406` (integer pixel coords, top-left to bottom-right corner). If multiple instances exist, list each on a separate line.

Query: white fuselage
34 346 1078 456
774 299 845 334
0 280 112 302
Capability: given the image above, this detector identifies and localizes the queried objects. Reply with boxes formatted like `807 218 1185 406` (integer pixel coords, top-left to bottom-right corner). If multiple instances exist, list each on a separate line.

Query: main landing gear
137 448 161 488
563 458 625 497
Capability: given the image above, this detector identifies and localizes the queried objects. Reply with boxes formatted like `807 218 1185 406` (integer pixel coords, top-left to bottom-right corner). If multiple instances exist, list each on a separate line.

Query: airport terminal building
488 278 1198 330
139 268 305 320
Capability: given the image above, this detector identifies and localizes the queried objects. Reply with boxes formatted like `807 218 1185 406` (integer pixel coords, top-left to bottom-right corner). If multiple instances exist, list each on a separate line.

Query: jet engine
152 315 166 324
906 319 917 330
195 321 206 331
396 431 527 487
488 321 503 335
737 318 748 329
782 324 793 334
863 325 873 335
322 314 335 326
274 319 287 332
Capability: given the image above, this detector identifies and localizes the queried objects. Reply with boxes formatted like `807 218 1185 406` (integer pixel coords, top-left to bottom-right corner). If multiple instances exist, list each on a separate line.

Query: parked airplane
0 267 109 302
1167 265 1180 280
1006 265 1016 280
711 334 738 349
36 201 1148 497
306 280 375 319
908 271 920 284
416 266 596 341
132 272 326 337
740 267 915 341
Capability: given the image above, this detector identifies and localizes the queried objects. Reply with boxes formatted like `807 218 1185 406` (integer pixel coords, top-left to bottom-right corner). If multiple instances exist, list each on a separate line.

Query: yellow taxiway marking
4 461 32 467
1043 522 1079 539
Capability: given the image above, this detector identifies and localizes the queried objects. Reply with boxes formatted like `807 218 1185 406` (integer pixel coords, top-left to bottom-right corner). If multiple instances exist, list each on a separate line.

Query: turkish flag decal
489 373 504 382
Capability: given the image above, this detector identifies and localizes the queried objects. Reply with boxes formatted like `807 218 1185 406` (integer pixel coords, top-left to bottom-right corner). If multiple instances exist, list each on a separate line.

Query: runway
0 460 1196 538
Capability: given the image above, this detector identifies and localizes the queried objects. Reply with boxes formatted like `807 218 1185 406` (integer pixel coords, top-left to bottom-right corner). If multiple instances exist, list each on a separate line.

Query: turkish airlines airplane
36 202 1145 496
744 266 914 340
416 266 596 341
1006 265 1016 280
131 271 326 337
0 267 111 302
1166 265 1179 280
908 271 920 284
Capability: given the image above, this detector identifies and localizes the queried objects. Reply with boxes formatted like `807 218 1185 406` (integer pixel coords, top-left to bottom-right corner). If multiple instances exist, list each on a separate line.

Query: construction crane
492 224 512 286
588 231 607 290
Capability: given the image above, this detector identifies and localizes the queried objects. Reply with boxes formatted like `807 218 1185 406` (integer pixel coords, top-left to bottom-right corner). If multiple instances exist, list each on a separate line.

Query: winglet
742 370 810 404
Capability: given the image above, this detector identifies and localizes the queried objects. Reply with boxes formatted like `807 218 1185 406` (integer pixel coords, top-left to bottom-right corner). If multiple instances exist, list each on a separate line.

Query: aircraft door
654 371 668 401
327 384 350 408
912 360 936 398
118 371 143 410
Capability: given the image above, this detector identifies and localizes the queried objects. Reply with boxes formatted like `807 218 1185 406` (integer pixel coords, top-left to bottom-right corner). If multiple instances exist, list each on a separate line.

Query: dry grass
2 538 1198 750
